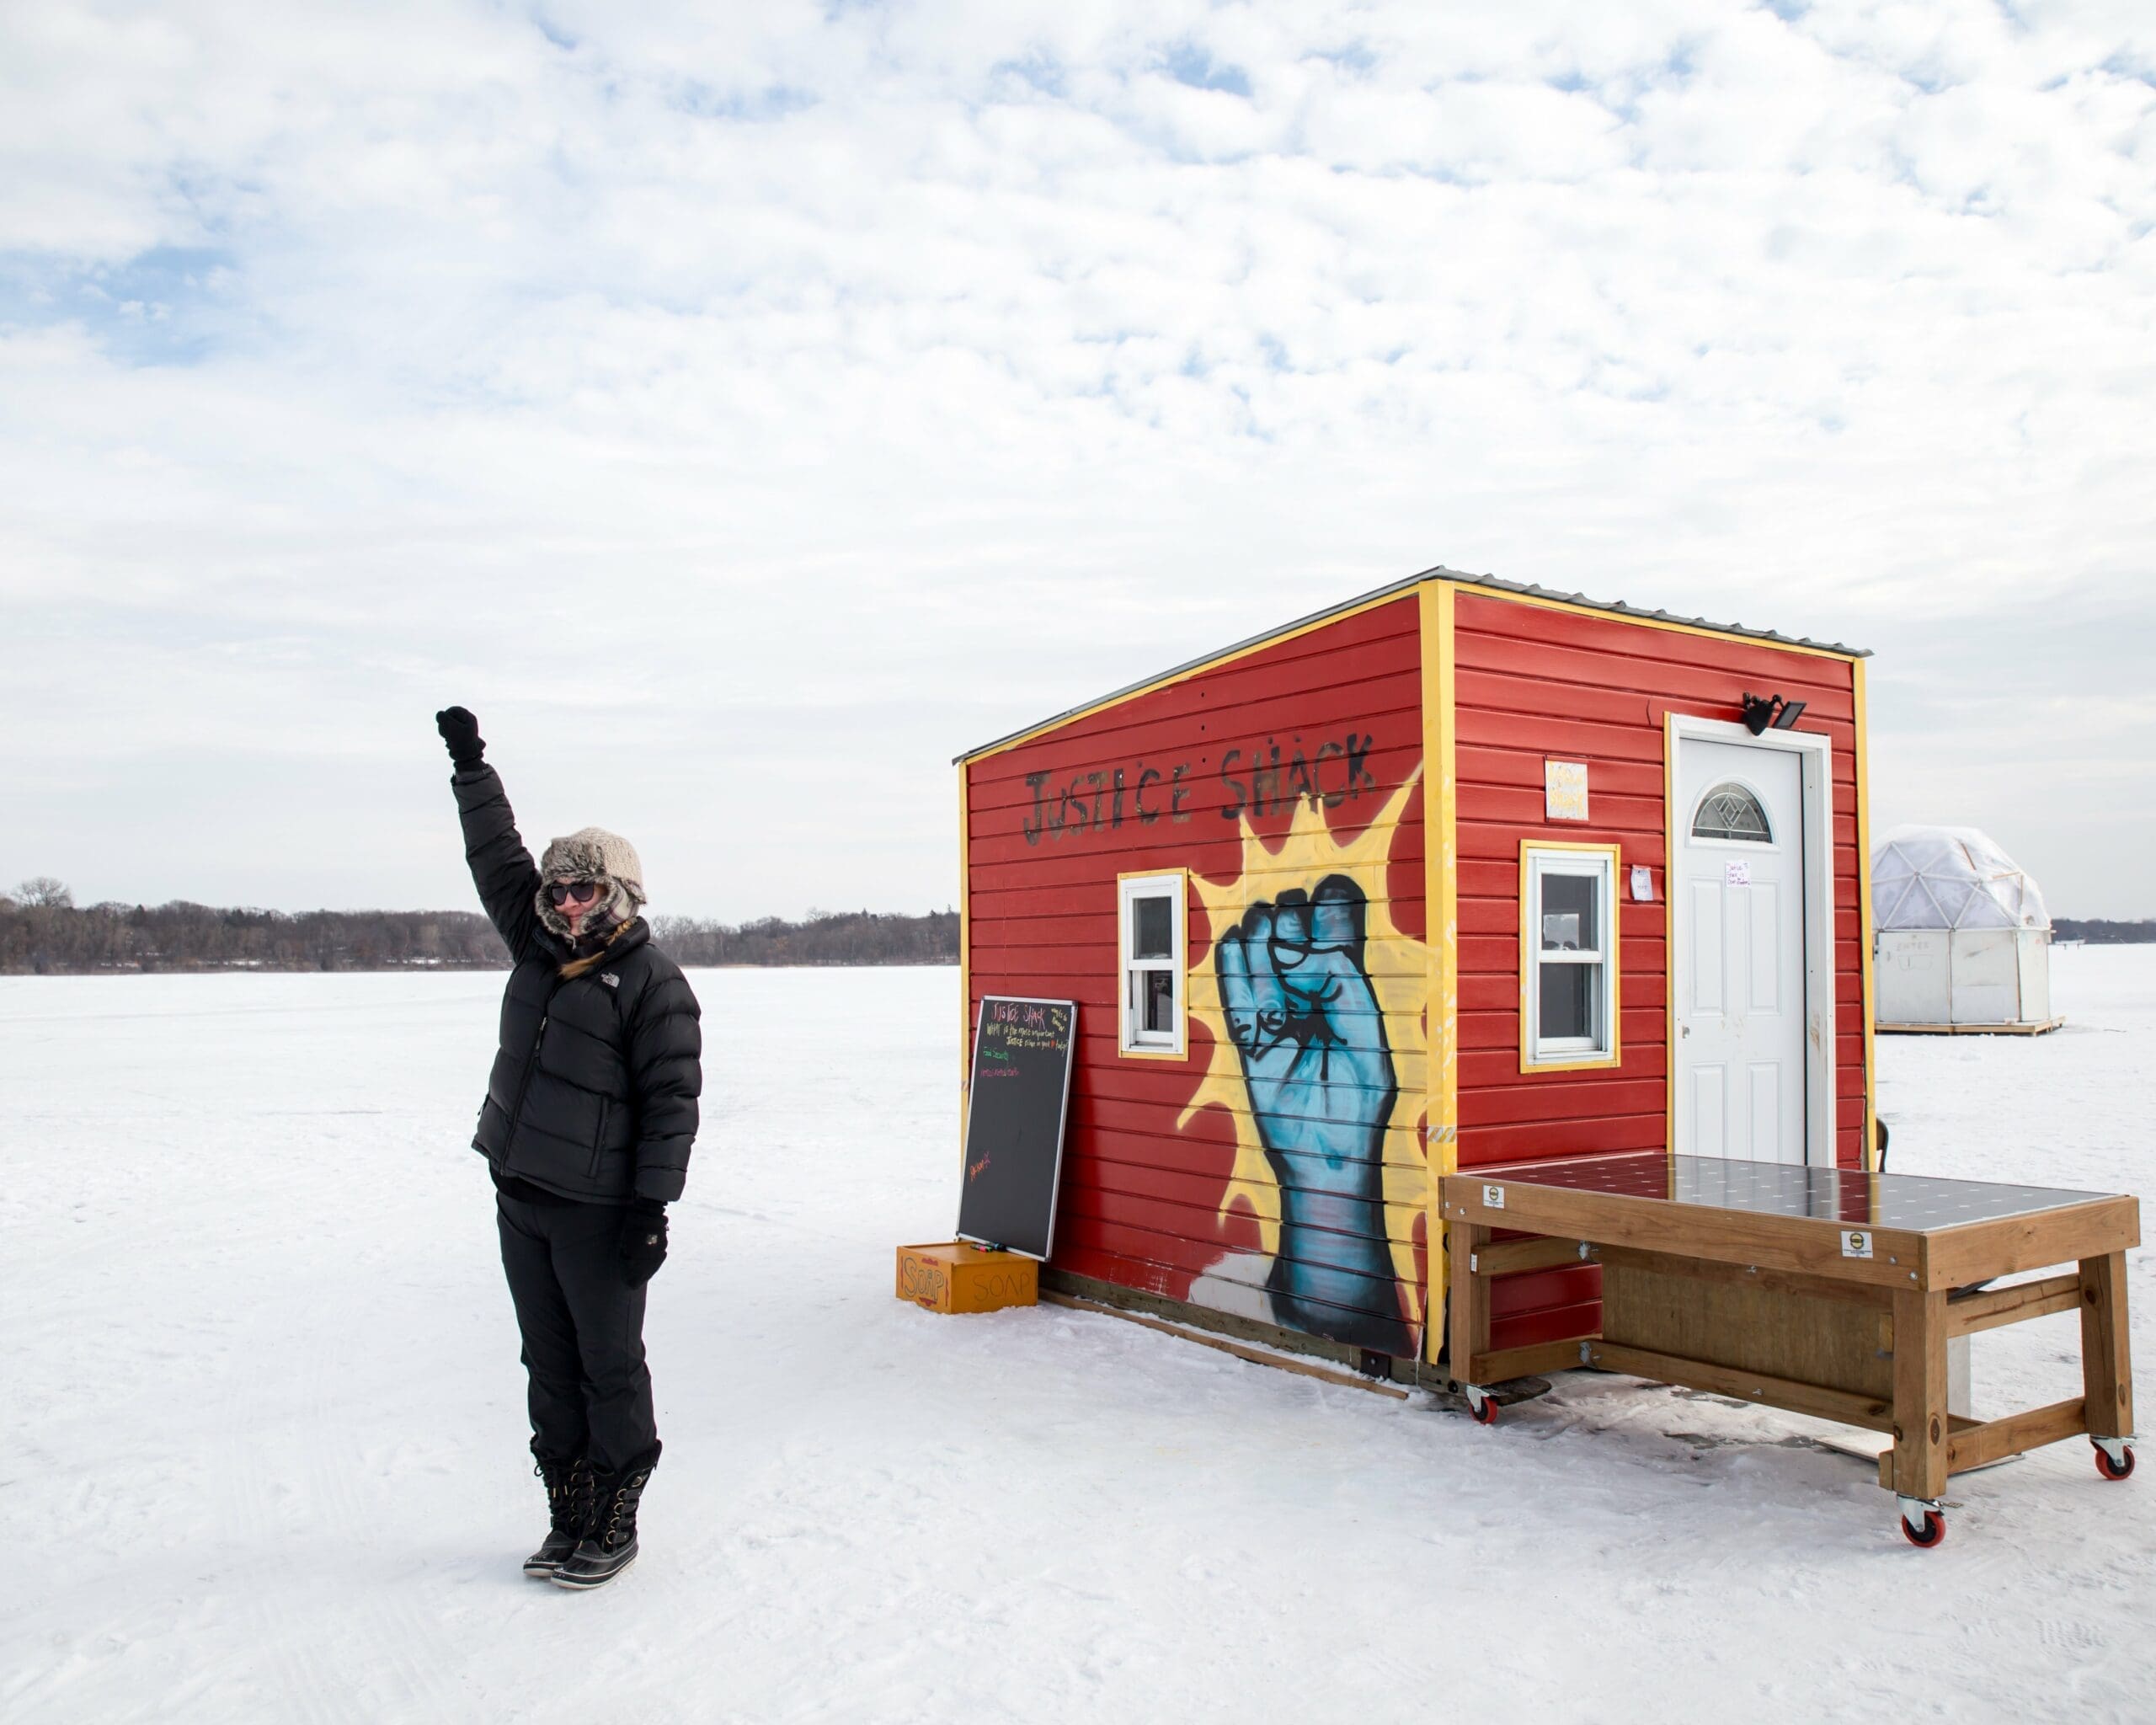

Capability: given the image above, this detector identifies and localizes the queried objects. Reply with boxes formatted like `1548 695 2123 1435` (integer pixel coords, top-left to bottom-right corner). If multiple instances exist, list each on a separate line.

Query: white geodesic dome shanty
1871 826 2049 932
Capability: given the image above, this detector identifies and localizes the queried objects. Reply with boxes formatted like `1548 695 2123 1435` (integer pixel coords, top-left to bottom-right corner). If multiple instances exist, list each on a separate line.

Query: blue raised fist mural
1217 873 1413 1356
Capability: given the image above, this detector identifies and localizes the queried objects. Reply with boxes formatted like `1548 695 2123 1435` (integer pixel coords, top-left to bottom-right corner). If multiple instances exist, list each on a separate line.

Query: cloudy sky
4 0 2151 921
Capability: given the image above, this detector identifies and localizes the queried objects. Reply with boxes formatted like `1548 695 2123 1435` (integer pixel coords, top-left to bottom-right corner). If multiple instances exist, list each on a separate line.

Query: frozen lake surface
4 949 2154 1722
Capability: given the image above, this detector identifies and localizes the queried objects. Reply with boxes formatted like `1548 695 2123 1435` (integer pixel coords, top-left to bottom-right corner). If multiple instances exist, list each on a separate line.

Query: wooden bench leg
1892 1288 1949 1503
2080 1251 2135 1441
1447 1218 1490 1389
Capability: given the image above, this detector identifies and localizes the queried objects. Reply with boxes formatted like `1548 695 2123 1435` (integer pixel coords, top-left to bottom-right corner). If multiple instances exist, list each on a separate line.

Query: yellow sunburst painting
1178 770 1432 1338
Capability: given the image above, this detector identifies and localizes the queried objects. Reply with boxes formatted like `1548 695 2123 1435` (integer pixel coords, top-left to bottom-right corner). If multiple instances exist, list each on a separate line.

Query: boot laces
600 1468 650 1550
538 1457 594 1537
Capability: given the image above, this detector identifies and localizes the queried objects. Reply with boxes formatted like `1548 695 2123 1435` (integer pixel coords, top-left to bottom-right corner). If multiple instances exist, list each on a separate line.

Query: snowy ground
3 950 2154 1723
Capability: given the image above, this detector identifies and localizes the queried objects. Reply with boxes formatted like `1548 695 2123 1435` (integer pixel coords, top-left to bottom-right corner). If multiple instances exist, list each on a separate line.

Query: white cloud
1 0 2152 918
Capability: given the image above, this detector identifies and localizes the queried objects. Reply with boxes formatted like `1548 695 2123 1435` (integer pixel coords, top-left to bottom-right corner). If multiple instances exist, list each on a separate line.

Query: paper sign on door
1725 860 1752 887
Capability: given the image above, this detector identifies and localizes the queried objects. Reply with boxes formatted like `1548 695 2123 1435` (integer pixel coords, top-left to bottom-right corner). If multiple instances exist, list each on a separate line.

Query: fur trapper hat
536 826 647 937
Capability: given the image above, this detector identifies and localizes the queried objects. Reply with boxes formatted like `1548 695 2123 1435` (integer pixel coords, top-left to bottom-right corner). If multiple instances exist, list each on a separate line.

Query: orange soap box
895 1242 1038 1314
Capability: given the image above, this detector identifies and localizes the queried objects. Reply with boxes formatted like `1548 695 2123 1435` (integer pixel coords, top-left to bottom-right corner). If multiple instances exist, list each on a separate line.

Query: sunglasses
547 879 604 906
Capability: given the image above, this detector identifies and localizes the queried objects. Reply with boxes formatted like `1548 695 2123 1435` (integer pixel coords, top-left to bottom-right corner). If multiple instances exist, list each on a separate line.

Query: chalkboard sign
957 996 1077 1261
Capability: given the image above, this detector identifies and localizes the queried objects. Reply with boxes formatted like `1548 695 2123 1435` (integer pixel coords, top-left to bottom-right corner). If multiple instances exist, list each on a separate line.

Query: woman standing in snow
435 706 702 1591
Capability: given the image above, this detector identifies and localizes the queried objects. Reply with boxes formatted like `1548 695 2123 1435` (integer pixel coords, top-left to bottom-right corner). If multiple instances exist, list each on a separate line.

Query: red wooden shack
956 568 1876 1374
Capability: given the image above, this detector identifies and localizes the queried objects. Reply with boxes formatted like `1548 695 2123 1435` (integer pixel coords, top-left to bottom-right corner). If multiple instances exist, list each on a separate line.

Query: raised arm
437 707 543 959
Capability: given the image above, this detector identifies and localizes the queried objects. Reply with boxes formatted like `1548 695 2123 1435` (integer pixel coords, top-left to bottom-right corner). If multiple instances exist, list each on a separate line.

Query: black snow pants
496 1190 661 1476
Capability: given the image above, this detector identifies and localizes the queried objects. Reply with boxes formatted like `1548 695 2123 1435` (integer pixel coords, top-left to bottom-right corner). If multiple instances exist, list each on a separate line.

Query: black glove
620 1199 668 1287
435 706 485 767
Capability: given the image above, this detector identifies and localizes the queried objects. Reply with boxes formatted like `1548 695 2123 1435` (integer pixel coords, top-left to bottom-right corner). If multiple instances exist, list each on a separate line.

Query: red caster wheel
2095 1441 2137 1481
1900 1509 1946 1548
1468 1393 1499 1427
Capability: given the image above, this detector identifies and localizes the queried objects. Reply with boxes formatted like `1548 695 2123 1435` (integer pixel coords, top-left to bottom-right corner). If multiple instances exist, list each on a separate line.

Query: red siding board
1490 1299 1604 1355
1492 1264 1602 1320
1457 591 1856 686
1454 708 1671 765
1455 629 1855 720
1459 749 1666 798
1460 1114 1668 1165
1461 1076 1668 1128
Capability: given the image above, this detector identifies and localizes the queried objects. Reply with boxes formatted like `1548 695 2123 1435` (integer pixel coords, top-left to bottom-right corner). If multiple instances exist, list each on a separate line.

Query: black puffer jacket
453 764 702 1204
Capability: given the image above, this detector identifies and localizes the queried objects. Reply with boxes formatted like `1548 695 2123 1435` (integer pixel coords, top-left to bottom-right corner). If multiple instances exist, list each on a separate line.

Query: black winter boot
523 1455 590 1578
551 1459 653 1590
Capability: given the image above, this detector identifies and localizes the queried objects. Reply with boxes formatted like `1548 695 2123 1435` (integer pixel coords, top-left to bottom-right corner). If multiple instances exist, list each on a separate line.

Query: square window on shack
1522 846 1619 1069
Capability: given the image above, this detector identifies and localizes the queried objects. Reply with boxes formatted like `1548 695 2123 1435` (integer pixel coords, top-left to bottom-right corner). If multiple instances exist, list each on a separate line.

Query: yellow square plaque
1545 759 1588 821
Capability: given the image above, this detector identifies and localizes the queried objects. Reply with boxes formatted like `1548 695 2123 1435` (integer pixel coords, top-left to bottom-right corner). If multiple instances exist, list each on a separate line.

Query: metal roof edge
1425 565 1872 661
953 564 1870 764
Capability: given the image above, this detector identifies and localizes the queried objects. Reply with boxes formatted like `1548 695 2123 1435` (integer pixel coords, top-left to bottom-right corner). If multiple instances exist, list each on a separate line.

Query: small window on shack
1520 844 1621 1071
1118 871 1187 1057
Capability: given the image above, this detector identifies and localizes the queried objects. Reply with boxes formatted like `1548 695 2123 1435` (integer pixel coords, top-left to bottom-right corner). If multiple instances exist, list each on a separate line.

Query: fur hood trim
535 826 647 937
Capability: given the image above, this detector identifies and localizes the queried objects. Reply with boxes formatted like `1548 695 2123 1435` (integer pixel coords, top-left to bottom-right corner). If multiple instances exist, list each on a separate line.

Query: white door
1674 739 1806 1163
1950 931 2018 1025
1876 930 1951 1026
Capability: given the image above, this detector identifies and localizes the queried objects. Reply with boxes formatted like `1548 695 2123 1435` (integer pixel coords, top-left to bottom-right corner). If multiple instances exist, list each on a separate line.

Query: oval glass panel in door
1691 782 1772 842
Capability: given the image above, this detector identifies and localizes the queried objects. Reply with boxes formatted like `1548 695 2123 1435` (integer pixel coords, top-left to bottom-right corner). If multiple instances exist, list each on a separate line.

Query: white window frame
1118 870 1187 1058
1519 842 1622 1072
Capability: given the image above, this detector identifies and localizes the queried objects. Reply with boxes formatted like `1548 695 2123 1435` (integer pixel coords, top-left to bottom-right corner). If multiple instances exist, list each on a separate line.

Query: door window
1691 782 1773 843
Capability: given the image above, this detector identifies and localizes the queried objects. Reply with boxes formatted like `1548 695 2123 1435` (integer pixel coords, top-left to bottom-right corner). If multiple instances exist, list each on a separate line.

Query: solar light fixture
1742 692 1807 734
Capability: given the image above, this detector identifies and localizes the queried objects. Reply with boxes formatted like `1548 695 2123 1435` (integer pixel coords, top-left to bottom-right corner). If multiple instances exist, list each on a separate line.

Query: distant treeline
2054 919 2156 944
0 879 958 974
0 894 508 974
648 910 958 968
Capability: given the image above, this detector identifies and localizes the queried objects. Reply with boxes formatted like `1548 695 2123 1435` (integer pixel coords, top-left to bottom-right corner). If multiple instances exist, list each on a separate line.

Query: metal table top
1462 1151 2113 1234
